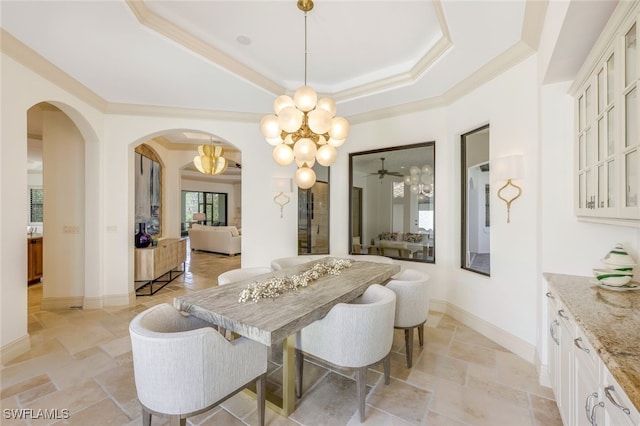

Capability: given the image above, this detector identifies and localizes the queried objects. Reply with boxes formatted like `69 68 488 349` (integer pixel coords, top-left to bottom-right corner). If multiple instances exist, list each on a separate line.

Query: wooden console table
134 238 186 296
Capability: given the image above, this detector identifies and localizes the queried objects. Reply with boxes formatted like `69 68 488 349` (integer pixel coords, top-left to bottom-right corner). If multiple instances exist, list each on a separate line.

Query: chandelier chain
304 12 308 86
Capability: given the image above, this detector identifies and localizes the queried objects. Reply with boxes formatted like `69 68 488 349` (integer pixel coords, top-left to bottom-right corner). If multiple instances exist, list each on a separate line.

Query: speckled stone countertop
544 273 640 413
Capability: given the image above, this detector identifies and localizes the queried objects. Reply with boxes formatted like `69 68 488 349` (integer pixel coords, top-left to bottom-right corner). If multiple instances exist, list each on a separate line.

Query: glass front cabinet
573 3 640 226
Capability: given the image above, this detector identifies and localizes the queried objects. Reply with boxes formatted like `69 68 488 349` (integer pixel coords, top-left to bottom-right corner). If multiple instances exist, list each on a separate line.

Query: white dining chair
217 266 273 285
129 303 268 426
385 268 430 368
295 284 396 422
270 255 327 271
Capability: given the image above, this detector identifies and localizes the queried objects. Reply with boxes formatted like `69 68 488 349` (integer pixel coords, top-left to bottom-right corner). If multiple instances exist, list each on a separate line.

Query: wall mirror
349 142 435 263
461 125 490 275
299 164 330 255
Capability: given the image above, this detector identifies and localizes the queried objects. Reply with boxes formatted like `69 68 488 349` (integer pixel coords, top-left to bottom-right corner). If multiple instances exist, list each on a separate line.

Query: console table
134 238 186 296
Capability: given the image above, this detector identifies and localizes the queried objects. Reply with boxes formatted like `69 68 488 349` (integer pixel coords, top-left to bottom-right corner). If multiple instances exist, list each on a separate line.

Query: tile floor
1 248 562 425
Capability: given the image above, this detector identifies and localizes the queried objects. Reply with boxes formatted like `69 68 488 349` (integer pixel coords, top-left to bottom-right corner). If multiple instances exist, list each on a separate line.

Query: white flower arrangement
238 258 352 303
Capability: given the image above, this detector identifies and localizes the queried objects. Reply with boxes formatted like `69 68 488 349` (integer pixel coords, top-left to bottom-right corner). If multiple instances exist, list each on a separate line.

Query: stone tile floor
1 248 562 425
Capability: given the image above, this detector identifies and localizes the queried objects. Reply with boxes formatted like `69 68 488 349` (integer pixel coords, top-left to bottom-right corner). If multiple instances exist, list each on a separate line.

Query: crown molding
105 102 261 123
443 40 535 104
1 29 108 112
521 0 548 50
349 40 535 125
125 0 283 97
332 0 452 102
569 0 640 96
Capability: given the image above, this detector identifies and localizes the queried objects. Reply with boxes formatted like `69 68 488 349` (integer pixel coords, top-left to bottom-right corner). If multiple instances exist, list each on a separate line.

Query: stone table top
174 257 401 346
544 273 640 413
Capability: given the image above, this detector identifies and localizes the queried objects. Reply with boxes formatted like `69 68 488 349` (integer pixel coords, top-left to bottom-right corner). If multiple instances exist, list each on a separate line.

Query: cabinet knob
545 291 555 299
558 309 569 320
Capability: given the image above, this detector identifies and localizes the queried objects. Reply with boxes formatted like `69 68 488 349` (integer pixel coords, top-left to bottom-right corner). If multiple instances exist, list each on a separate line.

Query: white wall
0 54 104 356
41 109 85 305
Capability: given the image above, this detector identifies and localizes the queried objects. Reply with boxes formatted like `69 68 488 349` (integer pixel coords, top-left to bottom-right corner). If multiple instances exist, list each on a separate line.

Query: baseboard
102 291 136 307
40 296 84 310
538 362 551 388
1 334 30 364
429 298 447 313
82 296 103 309
443 303 536 364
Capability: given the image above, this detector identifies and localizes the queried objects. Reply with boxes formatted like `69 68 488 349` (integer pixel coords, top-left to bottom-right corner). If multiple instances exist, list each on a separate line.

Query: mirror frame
349 142 435 263
461 124 490 276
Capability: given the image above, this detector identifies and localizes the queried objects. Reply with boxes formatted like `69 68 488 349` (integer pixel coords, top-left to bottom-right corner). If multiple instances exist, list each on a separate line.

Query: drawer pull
604 385 631 415
574 337 590 353
545 291 555 299
558 309 569 320
549 320 559 346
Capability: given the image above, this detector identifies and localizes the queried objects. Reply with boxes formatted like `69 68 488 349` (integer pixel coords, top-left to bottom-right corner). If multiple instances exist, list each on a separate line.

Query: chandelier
193 137 228 175
404 165 433 201
259 0 349 189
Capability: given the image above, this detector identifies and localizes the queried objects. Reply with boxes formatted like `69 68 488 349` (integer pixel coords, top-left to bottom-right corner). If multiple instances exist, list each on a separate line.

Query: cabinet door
546 292 560 395
558 308 574 425
603 370 640 426
574 337 602 426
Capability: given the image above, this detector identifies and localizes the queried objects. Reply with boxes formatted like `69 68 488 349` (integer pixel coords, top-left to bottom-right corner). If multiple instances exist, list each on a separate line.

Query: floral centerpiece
238 258 352 303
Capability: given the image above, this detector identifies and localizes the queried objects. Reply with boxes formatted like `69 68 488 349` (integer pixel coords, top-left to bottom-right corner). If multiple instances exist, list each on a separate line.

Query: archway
26 101 101 310
128 130 241 292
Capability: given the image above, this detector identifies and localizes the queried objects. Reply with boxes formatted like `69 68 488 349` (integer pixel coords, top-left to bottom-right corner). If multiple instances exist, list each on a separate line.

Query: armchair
385 269 430 368
129 303 268 426
295 284 396 422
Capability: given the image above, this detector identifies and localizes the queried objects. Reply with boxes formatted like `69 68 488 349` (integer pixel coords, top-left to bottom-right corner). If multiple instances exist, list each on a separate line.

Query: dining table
173 256 401 416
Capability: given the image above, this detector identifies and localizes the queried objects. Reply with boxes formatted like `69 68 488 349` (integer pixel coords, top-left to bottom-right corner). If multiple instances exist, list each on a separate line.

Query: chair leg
169 415 186 426
404 328 414 368
356 366 367 422
257 373 266 426
383 352 391 385
142 407 152 426
418 323 424 347
295 348 304 398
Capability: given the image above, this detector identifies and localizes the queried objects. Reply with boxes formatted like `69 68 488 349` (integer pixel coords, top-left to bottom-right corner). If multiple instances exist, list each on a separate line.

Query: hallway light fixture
260 0 349 189
193 137 228 175
493 154 524 224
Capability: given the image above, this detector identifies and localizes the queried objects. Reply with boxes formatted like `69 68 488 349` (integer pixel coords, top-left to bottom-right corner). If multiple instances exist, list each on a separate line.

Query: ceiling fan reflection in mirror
369 157 403 179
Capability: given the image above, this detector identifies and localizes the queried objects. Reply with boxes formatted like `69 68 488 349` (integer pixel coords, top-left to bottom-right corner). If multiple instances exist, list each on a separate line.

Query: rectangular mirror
349 142 435 263
461 125 490 275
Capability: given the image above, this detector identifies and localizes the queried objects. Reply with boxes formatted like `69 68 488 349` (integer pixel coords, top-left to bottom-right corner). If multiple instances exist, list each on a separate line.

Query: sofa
188 224 241 256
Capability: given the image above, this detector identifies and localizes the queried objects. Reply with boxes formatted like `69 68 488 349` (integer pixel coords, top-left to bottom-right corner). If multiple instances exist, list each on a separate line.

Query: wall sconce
272 178 292 218
493 154 524 224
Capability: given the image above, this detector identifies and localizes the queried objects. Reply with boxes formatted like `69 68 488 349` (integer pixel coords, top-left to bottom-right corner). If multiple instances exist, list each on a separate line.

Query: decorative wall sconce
272 177 293 218
493 154 524 223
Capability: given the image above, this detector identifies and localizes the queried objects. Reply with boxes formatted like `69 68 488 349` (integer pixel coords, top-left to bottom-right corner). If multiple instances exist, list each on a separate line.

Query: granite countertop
544 273 640 413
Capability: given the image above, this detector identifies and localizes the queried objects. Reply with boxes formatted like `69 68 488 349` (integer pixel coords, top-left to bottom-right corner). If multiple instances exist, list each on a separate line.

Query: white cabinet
546 288 640 426
572 2 640 226
602 369 640 426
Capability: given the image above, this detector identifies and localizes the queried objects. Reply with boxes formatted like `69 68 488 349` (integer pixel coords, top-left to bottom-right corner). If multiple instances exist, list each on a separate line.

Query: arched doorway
26 102 100 310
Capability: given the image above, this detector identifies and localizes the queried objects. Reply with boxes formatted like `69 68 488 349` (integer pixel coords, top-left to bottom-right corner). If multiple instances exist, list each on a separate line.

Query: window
182 191 228 231
30 187 43 223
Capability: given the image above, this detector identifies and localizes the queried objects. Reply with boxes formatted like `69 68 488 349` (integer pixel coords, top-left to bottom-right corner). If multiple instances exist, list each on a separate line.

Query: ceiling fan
369 157 403 179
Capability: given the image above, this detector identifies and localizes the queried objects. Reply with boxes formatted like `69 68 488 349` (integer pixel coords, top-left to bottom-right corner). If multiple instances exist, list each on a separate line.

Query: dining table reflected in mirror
349 142 435 263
